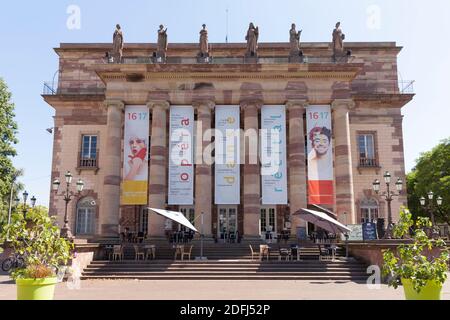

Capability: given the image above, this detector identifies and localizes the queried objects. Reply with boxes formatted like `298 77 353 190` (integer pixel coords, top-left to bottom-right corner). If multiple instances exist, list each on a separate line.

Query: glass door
218 207 238 243
260 207 276 243
179 207 195 232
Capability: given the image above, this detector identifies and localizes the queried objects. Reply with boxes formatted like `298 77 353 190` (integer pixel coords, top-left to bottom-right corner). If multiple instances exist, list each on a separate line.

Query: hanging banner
168 106 194 205
215 106 240 204
121 105 149 205
306 105 334 205
261 106 288 205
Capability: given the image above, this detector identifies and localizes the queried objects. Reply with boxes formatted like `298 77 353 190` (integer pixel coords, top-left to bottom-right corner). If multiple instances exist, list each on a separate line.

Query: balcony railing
359 158 379 168
110 53 354 65
78 151 99 171
43 81 105 96
399 80 415 94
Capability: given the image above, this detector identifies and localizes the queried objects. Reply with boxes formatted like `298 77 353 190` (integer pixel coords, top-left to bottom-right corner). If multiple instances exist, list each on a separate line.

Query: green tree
407 138 450 224
0 78 19 229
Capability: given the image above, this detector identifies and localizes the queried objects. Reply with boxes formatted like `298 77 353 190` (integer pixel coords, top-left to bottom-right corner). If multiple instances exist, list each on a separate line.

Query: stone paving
1 273 449 300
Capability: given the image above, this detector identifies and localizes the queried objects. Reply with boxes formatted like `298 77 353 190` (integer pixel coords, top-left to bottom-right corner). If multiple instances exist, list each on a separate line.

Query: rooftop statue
199 24 209 57
245 23 259 57
289 23 302 55
157 24 168 60
112 24 124 63
332 22 345 58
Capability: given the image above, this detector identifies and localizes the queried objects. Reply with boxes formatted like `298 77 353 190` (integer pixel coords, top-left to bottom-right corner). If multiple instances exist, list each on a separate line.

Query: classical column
101 100 124 236
332 99 356 224
242 100 262 238
194 100 214 237
287 100 308 237
147 100 170 238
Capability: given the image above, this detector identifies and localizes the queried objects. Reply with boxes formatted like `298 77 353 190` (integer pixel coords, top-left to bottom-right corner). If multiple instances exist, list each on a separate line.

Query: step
80 274 368 281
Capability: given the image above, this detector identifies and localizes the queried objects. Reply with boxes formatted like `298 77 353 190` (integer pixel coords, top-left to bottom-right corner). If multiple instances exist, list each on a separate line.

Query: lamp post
17 191 37 220
419 192 443 238
372 171 403 239
52 171 84 239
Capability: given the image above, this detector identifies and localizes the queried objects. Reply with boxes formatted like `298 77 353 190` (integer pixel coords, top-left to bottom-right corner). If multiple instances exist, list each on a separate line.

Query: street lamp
419 191 443 238
18 191 36 220
52 171 85 239
30 196 37 208
372 172 403 239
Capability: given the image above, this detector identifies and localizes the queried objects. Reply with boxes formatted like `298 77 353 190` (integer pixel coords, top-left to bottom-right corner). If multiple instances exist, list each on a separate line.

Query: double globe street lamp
372 171 403 239
52 171 85 240
420 191 443 238
14 191 37 220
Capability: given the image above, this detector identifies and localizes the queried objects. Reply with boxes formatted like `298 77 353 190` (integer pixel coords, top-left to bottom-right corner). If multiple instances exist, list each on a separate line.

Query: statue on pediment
245 23 259 57
332 22 345 58
199 24 209 57
112 24 123 63
157 24 168 60
290 23 302 55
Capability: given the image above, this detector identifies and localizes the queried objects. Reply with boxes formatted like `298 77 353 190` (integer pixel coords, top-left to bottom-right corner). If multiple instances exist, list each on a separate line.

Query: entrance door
260 207 276 243
218 207 238 243
179 207 195 232
138 207 149 235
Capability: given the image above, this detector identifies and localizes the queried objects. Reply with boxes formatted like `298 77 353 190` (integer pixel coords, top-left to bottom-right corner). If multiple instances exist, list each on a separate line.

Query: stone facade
43 41 413 240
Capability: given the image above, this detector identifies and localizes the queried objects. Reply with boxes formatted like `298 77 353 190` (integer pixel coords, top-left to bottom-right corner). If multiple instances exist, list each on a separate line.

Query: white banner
306 105 334 205
121 106 149 205
215 106 240 204
168 106 194 205
261 105 288 205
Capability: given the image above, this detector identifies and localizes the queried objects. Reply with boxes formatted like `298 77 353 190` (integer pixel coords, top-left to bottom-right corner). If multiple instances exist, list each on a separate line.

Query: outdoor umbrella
292 208 351 234
148 208 198 233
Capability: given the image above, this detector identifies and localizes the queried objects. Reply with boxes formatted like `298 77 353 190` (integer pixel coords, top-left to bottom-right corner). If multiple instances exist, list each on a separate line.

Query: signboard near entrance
341 224 363 241
362 222 378 241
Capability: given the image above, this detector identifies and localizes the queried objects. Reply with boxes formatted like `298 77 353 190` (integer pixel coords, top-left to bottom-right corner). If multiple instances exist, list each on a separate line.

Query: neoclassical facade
43 40 413 241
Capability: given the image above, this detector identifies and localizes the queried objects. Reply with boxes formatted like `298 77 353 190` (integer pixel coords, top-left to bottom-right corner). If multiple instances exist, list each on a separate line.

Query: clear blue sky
0 0 449 206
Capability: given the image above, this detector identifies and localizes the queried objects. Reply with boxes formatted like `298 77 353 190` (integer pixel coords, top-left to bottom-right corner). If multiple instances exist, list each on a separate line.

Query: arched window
76 197 96 235
360 198 379 224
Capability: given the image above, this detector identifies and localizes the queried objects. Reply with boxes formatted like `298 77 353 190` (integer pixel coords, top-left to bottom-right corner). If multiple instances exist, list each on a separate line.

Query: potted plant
0 206 73 300
383 208 449 300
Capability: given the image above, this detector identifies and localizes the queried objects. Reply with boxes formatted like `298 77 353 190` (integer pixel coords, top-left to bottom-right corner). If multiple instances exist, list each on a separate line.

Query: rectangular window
80 135 98 168
82 135 97 159
358 134 377 167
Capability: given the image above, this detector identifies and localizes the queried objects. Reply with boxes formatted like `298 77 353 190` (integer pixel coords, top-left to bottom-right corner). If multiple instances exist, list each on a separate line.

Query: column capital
193 99 215 110
240 99 263 111
332 99 355 111
286 100 309 110
147 100 170 110
104 100 125 110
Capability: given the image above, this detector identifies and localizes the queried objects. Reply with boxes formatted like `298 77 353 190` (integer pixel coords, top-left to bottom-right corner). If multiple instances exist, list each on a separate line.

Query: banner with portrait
168 106 194 205
306 105 334 205
215 106 240 204
121 105 149 205
261 105 288 205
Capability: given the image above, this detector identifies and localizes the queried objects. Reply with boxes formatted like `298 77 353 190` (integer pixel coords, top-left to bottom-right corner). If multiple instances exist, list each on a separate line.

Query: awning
292 208 351 234
148 208 198 233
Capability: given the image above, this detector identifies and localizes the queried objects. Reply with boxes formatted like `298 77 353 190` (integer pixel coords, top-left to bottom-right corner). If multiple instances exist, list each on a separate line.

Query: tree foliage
0 206 73 280
0 78 19 227
383 208 449 293
407 138 450 224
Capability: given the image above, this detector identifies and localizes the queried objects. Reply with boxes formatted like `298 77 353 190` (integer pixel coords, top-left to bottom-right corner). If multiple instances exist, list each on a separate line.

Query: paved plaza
1 273 449 300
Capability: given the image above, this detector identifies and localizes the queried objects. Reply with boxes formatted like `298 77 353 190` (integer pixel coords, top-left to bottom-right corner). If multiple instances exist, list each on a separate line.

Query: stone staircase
81 241 369 282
